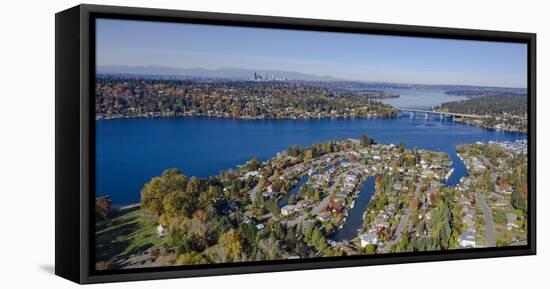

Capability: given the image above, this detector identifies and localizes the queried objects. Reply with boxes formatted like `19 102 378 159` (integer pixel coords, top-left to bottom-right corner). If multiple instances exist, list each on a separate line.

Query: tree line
95 76 398 119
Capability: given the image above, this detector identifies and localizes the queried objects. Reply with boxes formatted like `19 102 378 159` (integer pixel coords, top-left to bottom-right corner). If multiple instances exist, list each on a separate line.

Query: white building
157 224 167 237
245 171 259 178
506 213 519 230
360 232 378 247
281 204 301 216
458 229 476 248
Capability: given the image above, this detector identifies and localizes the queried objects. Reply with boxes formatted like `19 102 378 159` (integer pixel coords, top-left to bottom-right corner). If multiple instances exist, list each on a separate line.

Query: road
284 181 336 227
381 182 421 252
248 183 261 202
475 191 496 247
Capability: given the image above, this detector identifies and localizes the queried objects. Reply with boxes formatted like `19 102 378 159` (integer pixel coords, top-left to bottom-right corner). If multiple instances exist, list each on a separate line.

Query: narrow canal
330 151 467 242
331 175 377 241
278 174 309 208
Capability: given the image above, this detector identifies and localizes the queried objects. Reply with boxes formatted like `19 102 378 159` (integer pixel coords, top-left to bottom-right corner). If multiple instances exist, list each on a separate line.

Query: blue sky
96 19 527 88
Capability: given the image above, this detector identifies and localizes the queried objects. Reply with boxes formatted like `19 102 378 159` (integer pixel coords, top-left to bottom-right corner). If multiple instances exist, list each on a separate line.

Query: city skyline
97 18 528 88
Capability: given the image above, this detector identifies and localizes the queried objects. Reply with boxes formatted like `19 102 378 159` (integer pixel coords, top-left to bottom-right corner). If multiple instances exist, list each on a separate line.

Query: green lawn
95 208 163 263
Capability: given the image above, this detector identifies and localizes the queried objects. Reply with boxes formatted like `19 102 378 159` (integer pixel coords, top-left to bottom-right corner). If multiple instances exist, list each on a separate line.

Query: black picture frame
55 4 537 284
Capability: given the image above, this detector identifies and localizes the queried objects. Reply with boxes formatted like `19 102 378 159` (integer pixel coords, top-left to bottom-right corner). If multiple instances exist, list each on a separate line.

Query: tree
265 199 280 216
247 157 261 171
186 176 201 194
166 226 192 256
258 236 282 260
218 229 243 262
199 185 218 209
163 189 197 219
359 134 374 147
141 168 188 216
238 223 257 247
364 244 377 254
410 198 419 212
512 181 527 212
313 189 322 202
176 251 208 265
399 142 407 152
304 149 314 163
287 145 303 158
311 227 327 251
95 196 112 221
254 189 264 208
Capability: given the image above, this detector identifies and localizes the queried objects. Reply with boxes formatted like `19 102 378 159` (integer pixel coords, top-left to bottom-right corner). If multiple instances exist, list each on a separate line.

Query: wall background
0 0 547 287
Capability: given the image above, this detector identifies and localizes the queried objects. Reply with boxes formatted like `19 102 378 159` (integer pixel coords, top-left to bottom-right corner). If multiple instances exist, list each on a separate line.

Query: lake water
379 88 469 109
96 115 525 205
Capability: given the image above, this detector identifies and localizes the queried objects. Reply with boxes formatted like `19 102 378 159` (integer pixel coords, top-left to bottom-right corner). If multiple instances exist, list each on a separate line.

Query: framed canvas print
55 4 536 284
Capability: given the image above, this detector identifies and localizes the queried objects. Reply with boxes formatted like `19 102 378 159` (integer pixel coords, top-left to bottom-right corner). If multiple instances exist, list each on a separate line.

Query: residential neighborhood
96 135 527 270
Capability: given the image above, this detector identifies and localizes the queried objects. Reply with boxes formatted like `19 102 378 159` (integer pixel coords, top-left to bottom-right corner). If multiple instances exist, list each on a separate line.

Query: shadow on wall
39 264 55 275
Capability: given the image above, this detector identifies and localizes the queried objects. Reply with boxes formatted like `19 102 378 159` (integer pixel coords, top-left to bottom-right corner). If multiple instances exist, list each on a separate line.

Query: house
333 195 347 204
157 224 167 237
255 223 265 230
379 211 394 219
360 232 378 247
242 215 256 225
393 182 403 191
262 191 277 199
297 199 314 208
245 171 259 178
374 219 390 230
281 204 301 216
317 211 332 222
458 229 476 248
228 201 239 211
329 202 343 213
506 213 519 230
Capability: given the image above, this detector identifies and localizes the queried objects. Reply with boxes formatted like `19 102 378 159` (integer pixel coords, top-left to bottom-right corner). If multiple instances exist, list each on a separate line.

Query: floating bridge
396 108 488 120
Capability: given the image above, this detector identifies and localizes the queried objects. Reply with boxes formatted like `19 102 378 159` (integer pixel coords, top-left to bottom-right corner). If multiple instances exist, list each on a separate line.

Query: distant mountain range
97 65 341 81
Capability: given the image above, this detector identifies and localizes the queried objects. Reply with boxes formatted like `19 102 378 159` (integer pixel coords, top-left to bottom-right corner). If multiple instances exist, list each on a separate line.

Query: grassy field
95 207 163 265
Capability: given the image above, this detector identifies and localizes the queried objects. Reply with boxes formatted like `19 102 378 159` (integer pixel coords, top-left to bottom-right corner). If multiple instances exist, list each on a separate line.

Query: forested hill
95 76 398 120
436 95 527 116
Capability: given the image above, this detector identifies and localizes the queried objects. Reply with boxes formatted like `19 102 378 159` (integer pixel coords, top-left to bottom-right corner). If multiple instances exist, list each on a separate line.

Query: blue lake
96 115 525 205
379 88 469 109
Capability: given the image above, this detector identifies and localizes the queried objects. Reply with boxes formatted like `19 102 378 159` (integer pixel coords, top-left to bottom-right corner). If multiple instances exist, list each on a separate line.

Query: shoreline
95 112 527 135
95 112 398 121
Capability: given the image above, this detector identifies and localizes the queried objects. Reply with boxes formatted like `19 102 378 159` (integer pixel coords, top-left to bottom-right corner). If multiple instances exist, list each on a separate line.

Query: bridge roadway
396 108 489 119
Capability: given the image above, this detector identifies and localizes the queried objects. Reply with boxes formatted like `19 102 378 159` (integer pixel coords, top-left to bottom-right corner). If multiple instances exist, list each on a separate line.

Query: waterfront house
333 195 347 204
329 202 343 213
317 211 332 222
360 232 378 247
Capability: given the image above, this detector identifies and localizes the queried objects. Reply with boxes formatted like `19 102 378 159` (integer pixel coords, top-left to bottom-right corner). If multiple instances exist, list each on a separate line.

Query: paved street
475 191 496 247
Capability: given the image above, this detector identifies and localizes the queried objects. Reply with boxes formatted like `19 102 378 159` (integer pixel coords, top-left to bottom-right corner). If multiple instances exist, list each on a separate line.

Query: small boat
350 200 355 208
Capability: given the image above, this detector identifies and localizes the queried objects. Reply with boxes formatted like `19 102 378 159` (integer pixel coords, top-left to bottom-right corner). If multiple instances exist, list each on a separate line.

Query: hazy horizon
97 19 528 88
97 64 529 89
